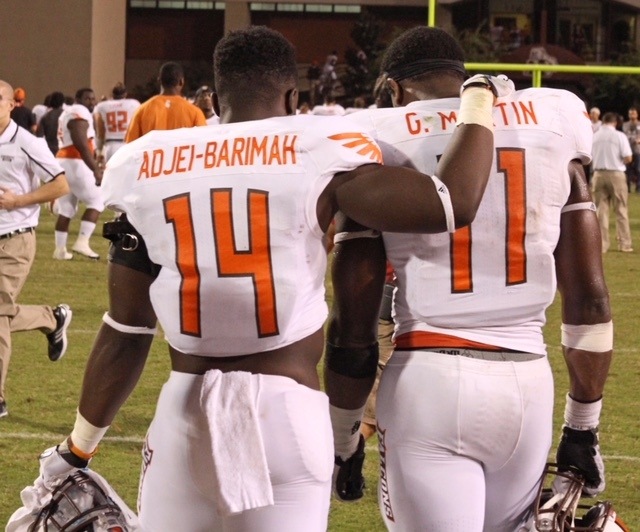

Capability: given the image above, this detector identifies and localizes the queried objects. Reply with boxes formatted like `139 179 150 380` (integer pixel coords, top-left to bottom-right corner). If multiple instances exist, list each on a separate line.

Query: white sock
54 231 68 249
329 404 365 460
78 221 96 239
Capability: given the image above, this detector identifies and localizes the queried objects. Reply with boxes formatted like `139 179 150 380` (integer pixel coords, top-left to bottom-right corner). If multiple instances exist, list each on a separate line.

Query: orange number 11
451 148 527 293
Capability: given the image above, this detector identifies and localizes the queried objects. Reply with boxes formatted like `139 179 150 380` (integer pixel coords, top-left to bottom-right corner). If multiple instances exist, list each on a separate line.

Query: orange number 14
164 189 279 338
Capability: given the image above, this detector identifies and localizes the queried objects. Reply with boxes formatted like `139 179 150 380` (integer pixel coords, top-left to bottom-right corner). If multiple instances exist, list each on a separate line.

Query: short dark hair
213 26 298 103
49 91 65 108
75 87 94 101
159 62 184 88
380 26 466 84
112 82 127 99
603 112 618 124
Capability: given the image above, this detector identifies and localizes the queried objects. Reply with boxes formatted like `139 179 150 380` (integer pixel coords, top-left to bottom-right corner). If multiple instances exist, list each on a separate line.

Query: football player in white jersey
36 27 504 531
54 87 104 260
327 26 612 531
94 82 140 162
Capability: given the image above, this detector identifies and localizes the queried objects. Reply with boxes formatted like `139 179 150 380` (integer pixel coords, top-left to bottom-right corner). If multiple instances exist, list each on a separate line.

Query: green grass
1 195 640 529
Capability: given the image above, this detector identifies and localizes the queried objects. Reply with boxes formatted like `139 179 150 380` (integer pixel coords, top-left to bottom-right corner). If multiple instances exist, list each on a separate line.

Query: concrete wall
0 0 126 106
91 0 128 100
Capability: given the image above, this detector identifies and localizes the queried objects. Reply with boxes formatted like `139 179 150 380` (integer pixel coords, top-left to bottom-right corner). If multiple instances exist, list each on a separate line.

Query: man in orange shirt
125 62 206 142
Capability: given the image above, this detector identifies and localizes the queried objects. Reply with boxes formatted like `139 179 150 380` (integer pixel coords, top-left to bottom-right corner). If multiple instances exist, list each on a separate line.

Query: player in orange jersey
125 62 205 142
36 26 506 531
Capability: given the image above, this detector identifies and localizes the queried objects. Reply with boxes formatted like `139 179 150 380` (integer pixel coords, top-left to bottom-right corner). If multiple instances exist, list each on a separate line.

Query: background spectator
622 106 640 192
10 88 36 134
36 91 65 156
592 111 634 252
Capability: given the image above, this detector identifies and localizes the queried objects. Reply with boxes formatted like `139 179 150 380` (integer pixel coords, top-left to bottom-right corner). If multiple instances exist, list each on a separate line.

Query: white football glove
39 441 91 490
461 74 515 99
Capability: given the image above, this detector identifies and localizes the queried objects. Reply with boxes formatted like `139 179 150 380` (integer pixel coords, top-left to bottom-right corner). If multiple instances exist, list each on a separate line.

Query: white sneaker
52 247 73 260
72 241 99 260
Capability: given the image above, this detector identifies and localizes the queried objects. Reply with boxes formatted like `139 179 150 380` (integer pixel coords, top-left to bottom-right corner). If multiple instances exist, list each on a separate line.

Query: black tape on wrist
58 439 90 469
325 342 379 379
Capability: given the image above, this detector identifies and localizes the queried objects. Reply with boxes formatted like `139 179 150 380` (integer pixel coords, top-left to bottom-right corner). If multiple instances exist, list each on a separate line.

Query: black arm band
57 439 90 469
325 342 379 379
103 215 161 278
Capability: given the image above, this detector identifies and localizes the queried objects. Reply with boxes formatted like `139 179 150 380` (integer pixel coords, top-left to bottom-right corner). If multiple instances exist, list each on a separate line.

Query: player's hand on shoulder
461 74 515 99
39 438 91 490
554 425 605 497
333 434 366 502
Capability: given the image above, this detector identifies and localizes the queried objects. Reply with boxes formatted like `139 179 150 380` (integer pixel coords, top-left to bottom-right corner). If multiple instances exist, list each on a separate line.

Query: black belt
0 227 35 240
104 139 123 143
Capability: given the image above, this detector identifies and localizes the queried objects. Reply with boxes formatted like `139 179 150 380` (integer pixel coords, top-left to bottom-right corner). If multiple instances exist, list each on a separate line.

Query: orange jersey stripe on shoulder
57 139 96 159
328 132 383 163
395 331 501 351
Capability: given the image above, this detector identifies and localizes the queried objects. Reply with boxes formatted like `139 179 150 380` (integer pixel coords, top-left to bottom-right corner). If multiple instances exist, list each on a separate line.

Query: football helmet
29 471 130 531
521 463 629 532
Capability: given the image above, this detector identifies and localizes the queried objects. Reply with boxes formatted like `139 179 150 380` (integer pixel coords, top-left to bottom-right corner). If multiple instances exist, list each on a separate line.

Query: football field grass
1 195 639 529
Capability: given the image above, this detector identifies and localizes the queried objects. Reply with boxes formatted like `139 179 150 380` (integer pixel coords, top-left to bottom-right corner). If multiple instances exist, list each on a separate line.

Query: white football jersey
348 88 592 354
94 98 141 141
57 104 95 152
103 115 382 357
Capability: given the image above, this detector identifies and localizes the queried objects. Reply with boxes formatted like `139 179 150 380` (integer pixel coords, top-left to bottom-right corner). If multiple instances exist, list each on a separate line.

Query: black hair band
385 59 467 82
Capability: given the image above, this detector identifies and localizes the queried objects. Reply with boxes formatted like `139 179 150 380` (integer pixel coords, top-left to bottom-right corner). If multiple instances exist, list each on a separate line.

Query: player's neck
219 102 290 124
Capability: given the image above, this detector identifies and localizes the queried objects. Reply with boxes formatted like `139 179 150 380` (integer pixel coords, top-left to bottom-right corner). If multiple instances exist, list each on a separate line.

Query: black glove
555 425 605 497
333 434 366 501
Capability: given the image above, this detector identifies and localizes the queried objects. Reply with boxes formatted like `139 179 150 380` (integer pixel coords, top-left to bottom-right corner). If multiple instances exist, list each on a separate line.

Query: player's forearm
436 125 493 228
325 365 377 410
77 143 99 173
77 324 153 428
15 175 69 207
563 347 612 402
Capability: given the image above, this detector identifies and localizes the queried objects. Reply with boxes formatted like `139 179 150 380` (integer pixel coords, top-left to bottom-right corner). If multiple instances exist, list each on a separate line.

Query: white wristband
564 394 602 430
561 201 596 214
429 175 456 233
456 88 494 131
334 229 381 244
70 410 110 455
561 321 613 352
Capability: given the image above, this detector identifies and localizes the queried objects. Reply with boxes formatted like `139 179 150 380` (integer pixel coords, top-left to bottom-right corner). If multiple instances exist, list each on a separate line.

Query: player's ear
212 92 220 117
285 88 298 116
387 78 403 107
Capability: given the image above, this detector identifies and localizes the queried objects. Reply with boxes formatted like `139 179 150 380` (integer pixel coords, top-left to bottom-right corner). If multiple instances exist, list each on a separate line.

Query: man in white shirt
592 111 633 252
0 79 72 418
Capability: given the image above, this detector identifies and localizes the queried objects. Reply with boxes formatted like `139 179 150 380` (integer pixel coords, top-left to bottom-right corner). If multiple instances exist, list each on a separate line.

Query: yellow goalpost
427 0 640 87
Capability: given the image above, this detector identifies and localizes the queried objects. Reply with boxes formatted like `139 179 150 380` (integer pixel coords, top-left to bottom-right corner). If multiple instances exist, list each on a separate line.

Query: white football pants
376 350 554 531
138 371 333 532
